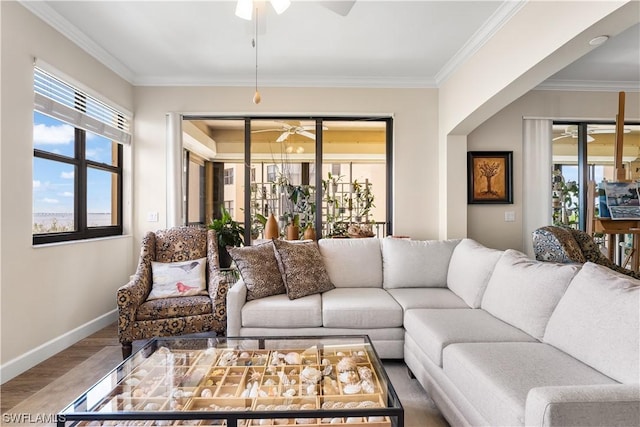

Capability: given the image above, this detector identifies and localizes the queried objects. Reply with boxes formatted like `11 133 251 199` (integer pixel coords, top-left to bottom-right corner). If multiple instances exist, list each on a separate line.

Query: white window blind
34 67 131 145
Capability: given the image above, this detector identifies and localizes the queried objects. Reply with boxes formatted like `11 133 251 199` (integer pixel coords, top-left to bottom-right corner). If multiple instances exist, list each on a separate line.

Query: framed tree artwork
467 151 513 204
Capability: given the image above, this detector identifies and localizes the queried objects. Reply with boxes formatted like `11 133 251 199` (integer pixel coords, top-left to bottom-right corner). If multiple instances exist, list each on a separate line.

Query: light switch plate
504 211 516 222
147 212 159 222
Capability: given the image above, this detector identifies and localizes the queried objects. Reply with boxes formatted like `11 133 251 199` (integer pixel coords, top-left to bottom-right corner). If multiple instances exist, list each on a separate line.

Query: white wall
467 90 640 251
133 86 439 248
0 2 134 380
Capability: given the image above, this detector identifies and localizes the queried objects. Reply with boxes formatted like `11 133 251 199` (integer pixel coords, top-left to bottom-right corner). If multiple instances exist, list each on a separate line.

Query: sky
33 111 114 214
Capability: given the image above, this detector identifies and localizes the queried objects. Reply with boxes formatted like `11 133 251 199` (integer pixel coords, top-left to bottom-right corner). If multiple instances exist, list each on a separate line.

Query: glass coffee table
57 336 404 427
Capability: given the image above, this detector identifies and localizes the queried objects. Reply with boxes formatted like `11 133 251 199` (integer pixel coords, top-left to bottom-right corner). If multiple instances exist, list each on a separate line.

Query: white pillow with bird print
148 257 207 300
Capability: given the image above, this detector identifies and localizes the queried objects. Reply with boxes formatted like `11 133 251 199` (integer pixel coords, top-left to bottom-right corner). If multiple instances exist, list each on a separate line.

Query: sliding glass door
182 116 392 243
551 121 640 229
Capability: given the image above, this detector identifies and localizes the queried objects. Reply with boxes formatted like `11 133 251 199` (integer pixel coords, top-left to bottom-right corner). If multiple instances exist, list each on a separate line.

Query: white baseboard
0 309 118 384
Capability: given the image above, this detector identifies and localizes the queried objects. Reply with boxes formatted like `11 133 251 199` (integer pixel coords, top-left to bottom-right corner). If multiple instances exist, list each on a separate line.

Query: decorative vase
286 222 299 240
265 213 279 239
303 225 316 241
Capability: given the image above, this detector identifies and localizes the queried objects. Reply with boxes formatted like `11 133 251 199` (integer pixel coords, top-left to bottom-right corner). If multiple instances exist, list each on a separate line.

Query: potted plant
207 205 244 268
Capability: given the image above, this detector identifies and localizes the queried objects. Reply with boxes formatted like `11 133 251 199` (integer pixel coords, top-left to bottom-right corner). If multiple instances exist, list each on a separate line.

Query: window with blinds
32 66 129 244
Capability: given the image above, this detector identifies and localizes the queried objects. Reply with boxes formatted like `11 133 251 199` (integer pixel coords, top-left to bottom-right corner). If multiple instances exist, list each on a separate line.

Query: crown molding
132 74 438 89
535 79 640 92
19 0 136 83
434 0 527 86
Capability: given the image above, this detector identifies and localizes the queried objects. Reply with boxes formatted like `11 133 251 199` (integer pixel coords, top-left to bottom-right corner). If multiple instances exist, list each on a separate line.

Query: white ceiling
22 1 640 90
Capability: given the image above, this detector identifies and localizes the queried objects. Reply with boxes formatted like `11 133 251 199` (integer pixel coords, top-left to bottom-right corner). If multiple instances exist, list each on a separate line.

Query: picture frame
467 151 513 204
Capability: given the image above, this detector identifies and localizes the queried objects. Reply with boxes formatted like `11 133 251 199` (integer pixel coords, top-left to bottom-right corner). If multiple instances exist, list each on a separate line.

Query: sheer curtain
166 112 184 228
522 119 553 258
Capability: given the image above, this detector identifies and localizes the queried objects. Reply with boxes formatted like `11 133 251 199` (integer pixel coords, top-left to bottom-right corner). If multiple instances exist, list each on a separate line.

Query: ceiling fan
552 125 630 142
235 0 356 20
253 123 319 142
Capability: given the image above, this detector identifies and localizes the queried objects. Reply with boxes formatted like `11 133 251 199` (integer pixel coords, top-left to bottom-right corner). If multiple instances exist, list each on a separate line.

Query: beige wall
0 2 134 374
133 86 439 249
467 90 640 251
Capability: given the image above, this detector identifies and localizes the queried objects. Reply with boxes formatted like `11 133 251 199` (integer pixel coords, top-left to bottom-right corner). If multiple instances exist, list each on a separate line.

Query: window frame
33 124 123 245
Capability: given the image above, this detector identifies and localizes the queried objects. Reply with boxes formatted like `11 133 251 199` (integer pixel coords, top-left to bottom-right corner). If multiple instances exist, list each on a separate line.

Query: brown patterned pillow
228 243 286 301
272 239 335 300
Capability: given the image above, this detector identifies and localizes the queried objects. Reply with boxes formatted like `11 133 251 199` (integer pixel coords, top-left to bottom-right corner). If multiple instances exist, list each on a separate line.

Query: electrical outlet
504 211 516 222
147 212 159 222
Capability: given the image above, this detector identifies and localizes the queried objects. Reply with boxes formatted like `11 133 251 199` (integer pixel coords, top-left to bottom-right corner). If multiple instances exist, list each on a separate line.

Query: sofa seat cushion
137 295 212 321
443 342 617 427
404 309 536 366
481 249 580 340
544 262 640 384
382 238 460 288
386 288 468 311
242 293 322 328
318 238 383 288
322 288 402 328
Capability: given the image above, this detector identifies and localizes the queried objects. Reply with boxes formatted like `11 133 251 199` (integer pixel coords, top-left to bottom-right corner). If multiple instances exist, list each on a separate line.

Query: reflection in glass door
182 116 391 243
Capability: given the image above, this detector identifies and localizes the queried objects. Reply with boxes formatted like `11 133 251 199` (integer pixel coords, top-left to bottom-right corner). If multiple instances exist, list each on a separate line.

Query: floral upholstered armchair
117 226 228 358
532 225 640 280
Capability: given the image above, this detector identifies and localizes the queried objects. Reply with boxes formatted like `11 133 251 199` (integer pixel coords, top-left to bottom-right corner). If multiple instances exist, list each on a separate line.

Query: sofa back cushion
447 239 503 308
481 249 580 340
544 262 640 384
318 238 382 288
382 238 460 288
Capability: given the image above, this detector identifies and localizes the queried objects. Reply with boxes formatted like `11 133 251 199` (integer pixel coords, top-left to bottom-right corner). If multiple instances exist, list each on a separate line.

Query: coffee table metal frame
57 335 404 427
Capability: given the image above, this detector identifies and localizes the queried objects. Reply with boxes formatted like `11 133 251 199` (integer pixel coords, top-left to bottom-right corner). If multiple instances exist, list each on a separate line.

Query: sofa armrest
525 384 640 427
226 279 247 337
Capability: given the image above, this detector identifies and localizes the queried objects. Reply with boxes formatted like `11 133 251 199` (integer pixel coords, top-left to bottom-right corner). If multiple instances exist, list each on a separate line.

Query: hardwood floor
0 322 122 414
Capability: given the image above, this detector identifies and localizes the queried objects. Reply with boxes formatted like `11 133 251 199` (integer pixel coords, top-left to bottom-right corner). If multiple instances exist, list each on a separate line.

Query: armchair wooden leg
122 342 132 359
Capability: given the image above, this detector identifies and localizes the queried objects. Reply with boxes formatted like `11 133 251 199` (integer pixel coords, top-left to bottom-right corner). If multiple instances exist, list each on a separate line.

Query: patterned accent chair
532 225 640 280
117 226 228 358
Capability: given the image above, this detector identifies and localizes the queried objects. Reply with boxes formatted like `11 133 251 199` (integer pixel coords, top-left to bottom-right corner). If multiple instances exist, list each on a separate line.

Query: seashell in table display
300 366 322 384
360 379 375 394
322 377 338 395
357 400 378 408
305 384 317 396
200 388 213 398
336 357 357 373
295 418 315 425
283 387 297 397
284 352 302 365
330 418 342 424
345 417 363 423
338 371 359 384
342 383 362 394
368 416 385 423
357 366 372 380
274 419 290 425
259 419 273 425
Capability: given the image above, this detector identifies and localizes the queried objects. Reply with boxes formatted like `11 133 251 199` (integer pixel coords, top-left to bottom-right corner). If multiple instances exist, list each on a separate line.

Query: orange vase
303 226 316 241
286 222 299 240
264 213 279 239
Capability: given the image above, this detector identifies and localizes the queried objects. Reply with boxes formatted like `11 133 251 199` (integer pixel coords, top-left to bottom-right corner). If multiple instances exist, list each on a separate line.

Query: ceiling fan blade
252 128 283 133
552 135 568 141
297 130 316 140
276 132 289 142
319 1 356 16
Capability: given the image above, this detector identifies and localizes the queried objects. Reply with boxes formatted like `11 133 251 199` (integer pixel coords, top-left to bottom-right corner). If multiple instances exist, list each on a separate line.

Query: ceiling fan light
270 0 291 14
235 0 253 20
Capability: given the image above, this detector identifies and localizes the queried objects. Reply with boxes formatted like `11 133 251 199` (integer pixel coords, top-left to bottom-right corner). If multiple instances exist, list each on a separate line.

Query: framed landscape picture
467 151 513 204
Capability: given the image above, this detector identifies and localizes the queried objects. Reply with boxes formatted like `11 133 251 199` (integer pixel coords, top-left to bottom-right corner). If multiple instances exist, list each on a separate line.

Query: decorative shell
357 366 372 380
200 388 213 398
368 416 385 423
284 352 302 365
345 418 363 424
360 379 375 394
300 366 322 384
336 357 357 373
342 383 362 394
295 419 315 425
338 371 359 384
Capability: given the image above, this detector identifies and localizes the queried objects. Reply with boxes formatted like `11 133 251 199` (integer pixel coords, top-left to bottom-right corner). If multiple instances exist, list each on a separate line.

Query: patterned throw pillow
272 239 335 300
228 243 286 300
148 257 207 300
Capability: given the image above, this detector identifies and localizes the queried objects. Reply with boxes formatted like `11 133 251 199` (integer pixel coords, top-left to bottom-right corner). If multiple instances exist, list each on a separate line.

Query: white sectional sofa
226 237 640 426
